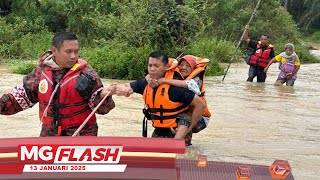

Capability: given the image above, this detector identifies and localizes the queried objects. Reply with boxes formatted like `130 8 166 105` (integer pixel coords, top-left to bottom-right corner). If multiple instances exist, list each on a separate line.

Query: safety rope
222 0 263 81
72 90 111 136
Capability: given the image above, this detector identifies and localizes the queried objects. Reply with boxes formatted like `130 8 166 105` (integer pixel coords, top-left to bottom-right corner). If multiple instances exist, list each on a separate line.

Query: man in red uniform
0 32 116 136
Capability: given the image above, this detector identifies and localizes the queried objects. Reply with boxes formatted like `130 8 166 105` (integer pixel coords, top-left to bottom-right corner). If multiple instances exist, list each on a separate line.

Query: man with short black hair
243 25 275 82
116 51 206 143
0 32 116 136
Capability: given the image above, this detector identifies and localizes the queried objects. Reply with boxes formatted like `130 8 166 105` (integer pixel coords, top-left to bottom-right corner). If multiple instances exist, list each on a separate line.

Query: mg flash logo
18 145 127 172
18 145 122 163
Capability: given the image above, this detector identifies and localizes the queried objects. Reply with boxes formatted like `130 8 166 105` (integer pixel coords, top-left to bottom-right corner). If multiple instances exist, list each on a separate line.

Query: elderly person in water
264 43 301 86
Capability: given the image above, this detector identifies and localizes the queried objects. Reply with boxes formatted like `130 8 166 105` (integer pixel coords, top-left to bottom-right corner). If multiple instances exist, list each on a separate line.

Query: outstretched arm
263 57 277 72
0 66 41 115
158 78 187 88
145 74 188 89
0 94 23 115
115 83 134 97
156 77 201 95
100 83 117 97
79 67 115 115
243 25 250 44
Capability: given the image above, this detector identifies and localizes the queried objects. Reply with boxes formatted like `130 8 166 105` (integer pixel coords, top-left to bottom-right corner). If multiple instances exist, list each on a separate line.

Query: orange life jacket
249 41 273 68
143 58 189 128
184 57 211 118
38 60 96 133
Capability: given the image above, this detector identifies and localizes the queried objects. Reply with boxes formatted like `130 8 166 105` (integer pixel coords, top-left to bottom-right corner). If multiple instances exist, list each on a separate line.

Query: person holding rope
116 51 206 145
243 25 275 82
145 55 212 145
0 32 116 136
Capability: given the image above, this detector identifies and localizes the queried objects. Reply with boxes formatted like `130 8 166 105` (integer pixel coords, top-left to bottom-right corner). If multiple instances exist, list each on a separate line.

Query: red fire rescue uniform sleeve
0 65 115 116
82 66 115 115
0 66 41 115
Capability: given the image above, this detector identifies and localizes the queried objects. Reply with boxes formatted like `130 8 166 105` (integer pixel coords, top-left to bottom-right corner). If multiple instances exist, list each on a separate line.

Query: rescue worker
264 43 300 86
116 51 206 143
0 32 116 136
243 25 275 82
146 55 212 145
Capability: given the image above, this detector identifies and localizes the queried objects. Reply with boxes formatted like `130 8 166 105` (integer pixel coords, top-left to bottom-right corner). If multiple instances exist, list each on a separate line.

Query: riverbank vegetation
0 0 319 78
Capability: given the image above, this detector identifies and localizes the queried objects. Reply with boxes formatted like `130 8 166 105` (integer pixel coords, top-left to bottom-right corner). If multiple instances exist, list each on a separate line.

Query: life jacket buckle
143 108 151 120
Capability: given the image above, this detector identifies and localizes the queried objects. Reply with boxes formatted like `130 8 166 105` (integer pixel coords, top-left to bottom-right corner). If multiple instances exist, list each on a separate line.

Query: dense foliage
0 0 319 78
283 0 320 30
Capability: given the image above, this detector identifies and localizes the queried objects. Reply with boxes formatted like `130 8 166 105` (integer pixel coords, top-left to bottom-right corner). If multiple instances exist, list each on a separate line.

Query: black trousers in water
247 65 267 82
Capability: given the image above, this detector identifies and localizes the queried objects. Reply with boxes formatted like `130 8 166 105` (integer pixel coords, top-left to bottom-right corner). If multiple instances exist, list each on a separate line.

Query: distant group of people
0 28 301 145
244 25 300 86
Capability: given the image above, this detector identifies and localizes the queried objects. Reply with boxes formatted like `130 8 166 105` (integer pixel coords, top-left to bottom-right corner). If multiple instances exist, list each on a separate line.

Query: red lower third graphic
0 136 295 180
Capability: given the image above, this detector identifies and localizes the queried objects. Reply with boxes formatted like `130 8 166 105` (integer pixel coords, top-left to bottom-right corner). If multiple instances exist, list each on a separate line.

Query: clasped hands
100 83 132 97
101 75 164 98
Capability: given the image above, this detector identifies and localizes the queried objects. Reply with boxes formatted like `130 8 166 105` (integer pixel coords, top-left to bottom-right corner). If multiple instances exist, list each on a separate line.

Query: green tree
114 0 204 56
64 0 119 41
192 0 299 42
283 0 320 30
0 0 12 16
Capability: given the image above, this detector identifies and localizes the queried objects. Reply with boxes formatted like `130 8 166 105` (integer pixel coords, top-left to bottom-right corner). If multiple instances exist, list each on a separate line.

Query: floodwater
0 60 319 180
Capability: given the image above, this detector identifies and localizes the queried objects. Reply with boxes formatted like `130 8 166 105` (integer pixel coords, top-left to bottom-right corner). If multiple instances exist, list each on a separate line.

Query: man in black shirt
243 25 275 82
116 51 206 142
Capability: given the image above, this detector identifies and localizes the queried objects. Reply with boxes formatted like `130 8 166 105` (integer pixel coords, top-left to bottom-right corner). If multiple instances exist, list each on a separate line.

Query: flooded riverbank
0 61 319 179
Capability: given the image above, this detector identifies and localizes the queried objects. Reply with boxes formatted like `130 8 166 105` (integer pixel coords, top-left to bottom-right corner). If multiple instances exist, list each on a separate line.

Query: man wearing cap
264 43 300 86
243 25 275 82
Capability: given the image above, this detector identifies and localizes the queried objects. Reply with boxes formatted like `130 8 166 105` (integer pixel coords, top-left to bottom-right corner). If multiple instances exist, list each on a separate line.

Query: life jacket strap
142 116 148 137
